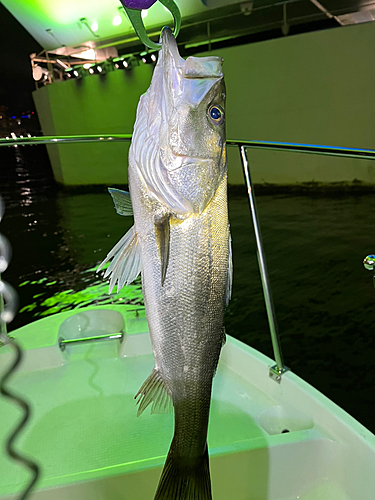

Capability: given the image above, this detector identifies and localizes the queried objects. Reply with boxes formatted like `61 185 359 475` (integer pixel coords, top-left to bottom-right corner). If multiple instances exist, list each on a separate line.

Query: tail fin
154 445 212 500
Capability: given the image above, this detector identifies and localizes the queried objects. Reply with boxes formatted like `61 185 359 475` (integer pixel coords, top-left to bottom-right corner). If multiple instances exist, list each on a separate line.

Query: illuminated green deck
1 306 374 499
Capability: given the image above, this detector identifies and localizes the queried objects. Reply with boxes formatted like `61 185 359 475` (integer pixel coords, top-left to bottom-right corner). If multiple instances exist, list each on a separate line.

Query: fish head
131 27 227 216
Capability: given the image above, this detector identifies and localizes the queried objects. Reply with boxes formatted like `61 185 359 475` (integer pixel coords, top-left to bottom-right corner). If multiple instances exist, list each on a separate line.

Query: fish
99 27 231 500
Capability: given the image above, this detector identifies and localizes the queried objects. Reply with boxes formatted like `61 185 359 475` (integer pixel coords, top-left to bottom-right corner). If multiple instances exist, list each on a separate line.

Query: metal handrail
227 140 375 160
239 146 286 382
0 134 132 147
3 133 375 381
2 134 375 159
59 333 123 351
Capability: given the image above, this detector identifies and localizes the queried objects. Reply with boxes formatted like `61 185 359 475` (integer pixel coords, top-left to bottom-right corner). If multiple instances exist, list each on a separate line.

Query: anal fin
135 368 173 417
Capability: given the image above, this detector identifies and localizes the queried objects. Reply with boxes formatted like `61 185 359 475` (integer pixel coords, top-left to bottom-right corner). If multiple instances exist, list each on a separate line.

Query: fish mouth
160 26 223 80
160 26 177 46
160 26 182 65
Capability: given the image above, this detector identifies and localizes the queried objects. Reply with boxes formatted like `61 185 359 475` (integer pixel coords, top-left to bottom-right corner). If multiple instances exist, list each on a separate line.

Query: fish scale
135 175 228 442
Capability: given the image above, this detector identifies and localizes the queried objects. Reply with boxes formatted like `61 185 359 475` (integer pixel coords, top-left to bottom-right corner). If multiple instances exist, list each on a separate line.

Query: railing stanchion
239 145 287 382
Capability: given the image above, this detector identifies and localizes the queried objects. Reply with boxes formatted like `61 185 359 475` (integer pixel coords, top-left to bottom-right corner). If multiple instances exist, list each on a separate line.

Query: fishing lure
120 0 181 49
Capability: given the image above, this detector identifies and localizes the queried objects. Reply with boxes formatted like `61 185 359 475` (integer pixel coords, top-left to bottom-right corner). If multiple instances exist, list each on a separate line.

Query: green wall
209 21 375 185
33 21 375 186
33 65 154 185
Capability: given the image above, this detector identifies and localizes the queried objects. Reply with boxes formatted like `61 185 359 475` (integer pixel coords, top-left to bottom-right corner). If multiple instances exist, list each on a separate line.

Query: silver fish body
100 27 230 500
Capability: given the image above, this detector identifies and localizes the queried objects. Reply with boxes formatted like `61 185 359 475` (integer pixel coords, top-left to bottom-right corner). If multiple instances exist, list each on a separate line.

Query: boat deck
1 306 374 499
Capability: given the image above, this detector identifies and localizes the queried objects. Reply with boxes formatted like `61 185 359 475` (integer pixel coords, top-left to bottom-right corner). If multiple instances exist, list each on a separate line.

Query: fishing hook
120 0 181 50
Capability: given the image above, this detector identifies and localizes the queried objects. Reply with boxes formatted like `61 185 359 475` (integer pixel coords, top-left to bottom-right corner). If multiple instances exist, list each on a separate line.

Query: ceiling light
90 21 98 32
112 15 122 26
114 57 130 69
64 67 81 79
64 68 76 79
88 64 105 75
140 53 155 64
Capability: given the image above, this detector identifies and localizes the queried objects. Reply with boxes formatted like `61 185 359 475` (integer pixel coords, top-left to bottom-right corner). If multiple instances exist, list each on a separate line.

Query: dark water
1 146 374 434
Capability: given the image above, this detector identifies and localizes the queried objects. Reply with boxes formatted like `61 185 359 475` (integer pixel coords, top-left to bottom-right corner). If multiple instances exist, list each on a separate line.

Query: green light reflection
19 263 143 318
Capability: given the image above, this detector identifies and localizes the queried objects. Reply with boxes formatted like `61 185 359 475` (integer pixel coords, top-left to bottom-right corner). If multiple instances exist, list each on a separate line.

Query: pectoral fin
155 215 170 286
98 225 142 293
108 187 133 216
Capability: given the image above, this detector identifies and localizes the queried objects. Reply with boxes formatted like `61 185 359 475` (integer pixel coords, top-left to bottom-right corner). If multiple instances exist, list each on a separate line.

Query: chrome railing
59 332 123 350
2 134 375 159
239 146 286 381
231 141 375 381
2 134 375 382
0 134 132 147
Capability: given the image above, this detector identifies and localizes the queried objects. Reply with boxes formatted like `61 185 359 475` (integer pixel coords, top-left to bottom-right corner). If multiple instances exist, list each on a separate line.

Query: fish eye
208 105 224 125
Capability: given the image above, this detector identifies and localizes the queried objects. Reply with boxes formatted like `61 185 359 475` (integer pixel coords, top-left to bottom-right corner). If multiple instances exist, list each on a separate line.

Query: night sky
0 3 42 115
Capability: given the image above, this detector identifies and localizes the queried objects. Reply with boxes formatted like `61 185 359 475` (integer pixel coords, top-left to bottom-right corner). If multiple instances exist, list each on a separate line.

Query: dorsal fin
108 187 133 216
